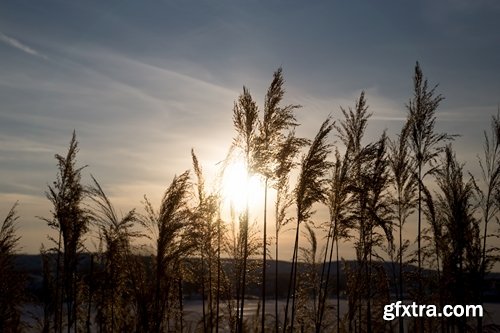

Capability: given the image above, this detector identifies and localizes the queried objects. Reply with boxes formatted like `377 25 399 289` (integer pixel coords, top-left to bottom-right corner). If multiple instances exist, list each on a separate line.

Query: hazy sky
1 0 499 257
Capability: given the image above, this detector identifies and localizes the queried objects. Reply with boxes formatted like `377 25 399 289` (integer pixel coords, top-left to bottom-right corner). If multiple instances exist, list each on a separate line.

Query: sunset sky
1 0 499 258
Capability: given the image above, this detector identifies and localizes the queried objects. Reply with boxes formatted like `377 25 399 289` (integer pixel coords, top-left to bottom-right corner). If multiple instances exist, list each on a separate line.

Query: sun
221 159 264 214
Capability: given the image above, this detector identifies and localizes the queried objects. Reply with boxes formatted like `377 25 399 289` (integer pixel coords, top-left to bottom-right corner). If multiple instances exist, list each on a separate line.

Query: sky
1 0 499 259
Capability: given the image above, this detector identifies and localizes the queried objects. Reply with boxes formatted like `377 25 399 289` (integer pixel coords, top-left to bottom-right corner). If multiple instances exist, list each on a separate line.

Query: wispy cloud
0 32 47 59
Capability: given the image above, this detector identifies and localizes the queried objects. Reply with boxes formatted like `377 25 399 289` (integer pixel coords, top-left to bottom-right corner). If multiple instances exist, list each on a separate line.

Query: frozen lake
21 299 500 332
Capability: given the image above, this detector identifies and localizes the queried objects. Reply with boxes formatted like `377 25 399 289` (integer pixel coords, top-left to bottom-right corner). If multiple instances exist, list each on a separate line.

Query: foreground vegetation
1 63 500 332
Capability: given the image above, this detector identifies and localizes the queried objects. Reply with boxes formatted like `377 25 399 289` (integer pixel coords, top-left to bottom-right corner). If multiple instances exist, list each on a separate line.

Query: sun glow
221 159 264 214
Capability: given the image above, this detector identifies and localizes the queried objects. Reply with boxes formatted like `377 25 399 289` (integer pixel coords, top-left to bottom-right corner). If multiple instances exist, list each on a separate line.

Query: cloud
0 32 48 59
0 134 53 154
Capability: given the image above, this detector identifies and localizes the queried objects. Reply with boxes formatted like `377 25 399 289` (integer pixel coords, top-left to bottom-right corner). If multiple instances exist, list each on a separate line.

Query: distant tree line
1 63 500 332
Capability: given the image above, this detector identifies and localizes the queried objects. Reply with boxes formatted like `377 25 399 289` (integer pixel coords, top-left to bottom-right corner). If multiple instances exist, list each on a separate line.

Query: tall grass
406 62 453 303
4 65 500 333
40 131 89 333
334 91 371 332
140 170 195 332
284 117 333 332
473 111 500 333
254 68 300 333
387 123 417 333
434 145 480 332
231 86 259 333
88 176 138 331
0 202 24 332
